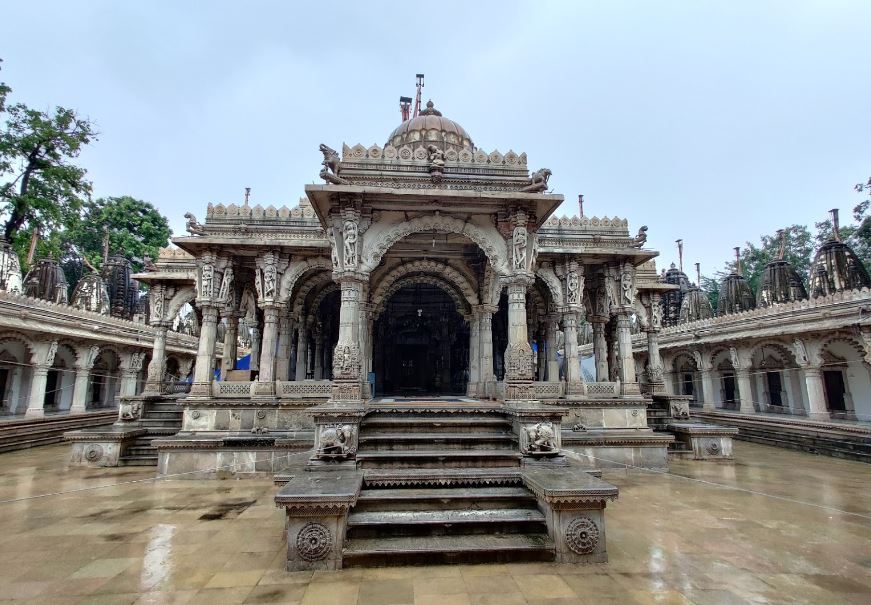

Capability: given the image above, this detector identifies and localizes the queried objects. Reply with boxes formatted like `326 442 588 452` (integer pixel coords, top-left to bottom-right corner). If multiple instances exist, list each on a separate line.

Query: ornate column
468 311 481 396
70 345 100 414
119 351 145 399
545 315 560 382
330 274 366 402
562 311 583 395
254 305 280 396
591 278 610 382
295 326 307 381
479 305 497 398
221 313 238 378
692 350 716 410
313 323 324 379
614 263 640 396
190 251 231 397
793 338 829 420
503 277 535 401
144 284 171 395
642 292 665 395
274 316 292 382
730 346 755 414
252 249 290 396
26 340 58 417
249 324 262 373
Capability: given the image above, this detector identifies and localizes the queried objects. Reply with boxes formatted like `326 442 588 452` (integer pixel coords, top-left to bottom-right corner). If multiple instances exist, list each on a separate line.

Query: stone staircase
342 403 555 566
0 411 116 453
118 401 183 466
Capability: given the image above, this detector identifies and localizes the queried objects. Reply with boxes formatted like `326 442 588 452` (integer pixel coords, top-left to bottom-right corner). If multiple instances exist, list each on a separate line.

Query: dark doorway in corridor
373 284 469 396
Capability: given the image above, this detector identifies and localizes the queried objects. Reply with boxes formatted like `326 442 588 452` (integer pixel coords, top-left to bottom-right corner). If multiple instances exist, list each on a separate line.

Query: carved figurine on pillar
642 292 666 395
189 252 229 397
504 210 537 402
613 263 641 396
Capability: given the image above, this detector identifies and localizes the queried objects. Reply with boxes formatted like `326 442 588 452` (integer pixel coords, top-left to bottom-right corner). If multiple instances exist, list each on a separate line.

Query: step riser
342 547 554 568
354 498 537 512
362 424 511 435
347 520 547 539
359 459 519 470
358 441 513 452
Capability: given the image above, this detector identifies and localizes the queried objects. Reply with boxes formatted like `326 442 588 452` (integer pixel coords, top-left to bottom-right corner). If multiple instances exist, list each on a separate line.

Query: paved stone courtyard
0 443 869 604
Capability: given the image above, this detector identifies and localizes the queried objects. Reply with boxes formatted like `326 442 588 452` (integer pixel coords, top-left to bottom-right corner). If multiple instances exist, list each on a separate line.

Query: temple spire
830 208 841 242
676 239 684 272
734 246 742 275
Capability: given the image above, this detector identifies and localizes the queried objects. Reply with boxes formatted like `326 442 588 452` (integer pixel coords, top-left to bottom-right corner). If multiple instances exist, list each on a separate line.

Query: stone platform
666 422 739 460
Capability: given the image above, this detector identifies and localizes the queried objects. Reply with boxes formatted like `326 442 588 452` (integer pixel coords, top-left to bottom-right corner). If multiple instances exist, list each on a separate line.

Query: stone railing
161 381 192 395
540 215 629 233
342 142 528 167
277 380 332 398
583 382 619 397
533 381 565 398
213 381 254 397
206 198 318 222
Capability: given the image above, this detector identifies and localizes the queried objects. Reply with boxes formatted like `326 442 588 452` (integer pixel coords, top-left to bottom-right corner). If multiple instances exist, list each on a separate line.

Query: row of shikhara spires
660 209 871 326
0 240 142 320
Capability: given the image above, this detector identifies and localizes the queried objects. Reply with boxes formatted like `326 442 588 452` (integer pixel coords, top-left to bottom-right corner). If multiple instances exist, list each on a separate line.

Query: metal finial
578 194 584 217
830 208 841 242
695 262 701 287
734 247 741 275
676 239 684 272
244 187 251 205
776 229 786 260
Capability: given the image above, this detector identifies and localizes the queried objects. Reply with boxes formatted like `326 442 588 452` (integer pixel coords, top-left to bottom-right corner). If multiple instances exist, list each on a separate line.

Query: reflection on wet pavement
0 442 869 604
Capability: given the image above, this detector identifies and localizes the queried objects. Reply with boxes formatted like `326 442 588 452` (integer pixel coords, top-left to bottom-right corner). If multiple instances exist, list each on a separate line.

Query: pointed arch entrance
372 283 469 396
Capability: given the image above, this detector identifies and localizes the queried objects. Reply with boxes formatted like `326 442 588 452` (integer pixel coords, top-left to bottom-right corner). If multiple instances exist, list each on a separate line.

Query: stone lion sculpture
525 422 557 453
521 168 552 193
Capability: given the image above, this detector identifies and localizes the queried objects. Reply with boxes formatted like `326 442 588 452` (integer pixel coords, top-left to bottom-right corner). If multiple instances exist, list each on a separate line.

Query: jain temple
1 85 870 578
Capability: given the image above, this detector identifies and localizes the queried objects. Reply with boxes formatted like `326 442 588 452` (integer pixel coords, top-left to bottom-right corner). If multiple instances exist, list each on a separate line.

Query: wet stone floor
0 443 869 604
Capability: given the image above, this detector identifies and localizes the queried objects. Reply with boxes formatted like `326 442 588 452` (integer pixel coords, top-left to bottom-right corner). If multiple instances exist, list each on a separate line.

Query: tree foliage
69 196 172 273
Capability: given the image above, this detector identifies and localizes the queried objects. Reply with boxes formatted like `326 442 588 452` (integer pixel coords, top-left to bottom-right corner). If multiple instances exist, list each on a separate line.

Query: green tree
0 59 96 266
700 275 720 311
69 196 172 273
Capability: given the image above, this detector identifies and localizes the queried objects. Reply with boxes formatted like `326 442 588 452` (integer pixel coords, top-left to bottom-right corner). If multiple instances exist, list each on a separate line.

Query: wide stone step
355 486 535 511
346 508 546 538
362 417 512 434
363 467 522 488
342 533 555 567
359 433 513 451
356 449 522 469
118 454 158 466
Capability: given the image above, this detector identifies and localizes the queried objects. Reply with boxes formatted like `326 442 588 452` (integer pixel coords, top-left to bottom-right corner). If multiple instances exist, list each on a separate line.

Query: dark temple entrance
373 284 469 396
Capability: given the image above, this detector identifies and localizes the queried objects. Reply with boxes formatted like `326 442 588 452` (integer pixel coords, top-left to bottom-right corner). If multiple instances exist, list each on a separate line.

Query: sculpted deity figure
566 271 581 305
326 228 339 269
84 345 100 369
427 144 445 168
512 226 527 270
343 220 358 267
651 300 663 329
200 264 214 299
263 259 277 298
729 346 741 370
130 351 145 371
151 290 164 322
45 340 58 367
621 270 634 306
596 286 608 316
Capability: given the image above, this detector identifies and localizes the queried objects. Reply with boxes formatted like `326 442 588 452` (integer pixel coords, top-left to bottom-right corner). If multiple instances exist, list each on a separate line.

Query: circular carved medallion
84 444 104 462
296 523 331 561
256 409 266 419
565 516 599 555
707 442 721 455
191 410 201 419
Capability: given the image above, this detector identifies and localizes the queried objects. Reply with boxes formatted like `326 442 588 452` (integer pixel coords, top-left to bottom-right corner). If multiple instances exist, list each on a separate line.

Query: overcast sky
3 1 870 277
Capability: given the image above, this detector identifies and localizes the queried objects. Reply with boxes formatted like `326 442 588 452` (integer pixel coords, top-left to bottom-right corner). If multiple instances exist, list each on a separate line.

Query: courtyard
0 442 867 604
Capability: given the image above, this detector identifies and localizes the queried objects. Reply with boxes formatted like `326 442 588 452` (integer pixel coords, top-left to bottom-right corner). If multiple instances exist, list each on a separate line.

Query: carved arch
291 272 334 318
373 275 470 319
278 257 332 303
165 286 197 326
535 265 564 308
309 282 340 315
0 331 36 360
750 340 799 367
362 215 509 275
820 334 865 359
370 260 480 310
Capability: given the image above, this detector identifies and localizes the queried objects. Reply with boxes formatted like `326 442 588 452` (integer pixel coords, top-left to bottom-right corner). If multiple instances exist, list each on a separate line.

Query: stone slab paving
0 443 869 603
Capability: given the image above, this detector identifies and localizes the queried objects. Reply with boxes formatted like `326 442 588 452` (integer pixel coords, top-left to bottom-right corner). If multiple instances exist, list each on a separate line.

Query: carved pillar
249 325 262 373
144 325 169 395
729 346 755 413
546 315 560 382
313 324 324 380
479 306 496 398
614 312 639 395
253 305 280 396
330 276 365 402
468 312 481 396
25 340 58 418
692 351 716 410
792 339 829 419
504 278 535 401
275 316 292 382
70 345 100 413
591 317 608 382
295 326 308 381
190 306 219 397
119 351 144 399
562 311 583 394
221 314 238 378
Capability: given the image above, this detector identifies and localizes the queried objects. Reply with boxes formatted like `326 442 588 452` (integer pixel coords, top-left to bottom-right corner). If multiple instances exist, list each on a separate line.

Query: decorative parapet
278 380 333 398
341 142 528 168
541 215 629 233
206 197 319 222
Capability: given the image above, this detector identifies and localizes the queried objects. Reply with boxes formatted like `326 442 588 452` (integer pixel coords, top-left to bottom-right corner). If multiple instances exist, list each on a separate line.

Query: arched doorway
373 284 469 396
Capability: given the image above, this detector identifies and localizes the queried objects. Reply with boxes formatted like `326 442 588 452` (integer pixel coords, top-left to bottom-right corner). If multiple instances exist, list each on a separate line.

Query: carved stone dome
660 263 691 327
717 272 755 315
679 288 715 323
808 239 871 297
101 256 139 320
756 259 808 307
22 259 68 304
386 101 474 153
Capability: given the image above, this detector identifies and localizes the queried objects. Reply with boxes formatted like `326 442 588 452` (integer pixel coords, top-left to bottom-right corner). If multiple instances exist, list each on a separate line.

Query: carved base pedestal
252 380 277 399
309 405 365 468
189 382 212 398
